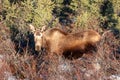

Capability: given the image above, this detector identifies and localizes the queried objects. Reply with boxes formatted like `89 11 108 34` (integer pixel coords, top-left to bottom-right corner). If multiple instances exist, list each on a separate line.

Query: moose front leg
48 48 63 58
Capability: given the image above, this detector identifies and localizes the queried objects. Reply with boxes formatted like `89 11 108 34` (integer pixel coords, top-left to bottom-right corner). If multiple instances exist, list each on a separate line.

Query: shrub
2 0 55 29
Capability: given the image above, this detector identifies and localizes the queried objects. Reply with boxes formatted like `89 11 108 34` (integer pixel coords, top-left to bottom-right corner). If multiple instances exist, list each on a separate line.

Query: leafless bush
39 30 120 80
0 23 120 80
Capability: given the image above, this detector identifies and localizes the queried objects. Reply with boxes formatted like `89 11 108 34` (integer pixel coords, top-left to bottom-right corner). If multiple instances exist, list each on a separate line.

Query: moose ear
29 24 36 33
41 25 47 32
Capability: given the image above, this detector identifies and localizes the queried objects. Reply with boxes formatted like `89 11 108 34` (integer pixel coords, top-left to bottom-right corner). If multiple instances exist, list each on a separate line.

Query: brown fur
29 25 101 58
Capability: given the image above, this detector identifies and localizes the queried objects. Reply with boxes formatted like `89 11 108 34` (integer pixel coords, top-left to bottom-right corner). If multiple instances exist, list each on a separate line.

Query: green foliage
0 15 2 21
2 0 55 30
74 0 120 31
99 0 120 31
32 0 55 27
75 0 102 29
1 0 120 31
112 0 120 30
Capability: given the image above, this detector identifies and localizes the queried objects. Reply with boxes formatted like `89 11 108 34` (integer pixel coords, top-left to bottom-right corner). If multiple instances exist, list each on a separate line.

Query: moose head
29 24 47 51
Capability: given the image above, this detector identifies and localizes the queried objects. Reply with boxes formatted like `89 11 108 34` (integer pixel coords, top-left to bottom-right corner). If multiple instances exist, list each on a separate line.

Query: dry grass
0 23 120 80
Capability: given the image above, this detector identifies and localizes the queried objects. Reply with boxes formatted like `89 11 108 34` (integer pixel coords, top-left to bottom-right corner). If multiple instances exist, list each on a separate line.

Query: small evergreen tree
2 0 55 30
74 0 103 29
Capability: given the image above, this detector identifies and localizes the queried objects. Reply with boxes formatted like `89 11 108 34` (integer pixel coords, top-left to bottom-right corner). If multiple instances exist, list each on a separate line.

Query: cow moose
29 24 101 58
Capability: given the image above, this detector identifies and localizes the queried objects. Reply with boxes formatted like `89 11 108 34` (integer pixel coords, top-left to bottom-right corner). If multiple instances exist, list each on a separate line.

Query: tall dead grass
0 23 120 80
